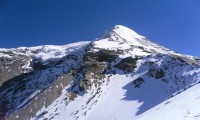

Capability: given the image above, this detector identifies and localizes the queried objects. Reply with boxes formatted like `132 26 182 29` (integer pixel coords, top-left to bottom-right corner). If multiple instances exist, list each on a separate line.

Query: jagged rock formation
0 25 200 120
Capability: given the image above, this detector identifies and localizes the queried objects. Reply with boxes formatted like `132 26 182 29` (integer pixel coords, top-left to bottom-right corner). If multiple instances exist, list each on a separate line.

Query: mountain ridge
0 25 200 120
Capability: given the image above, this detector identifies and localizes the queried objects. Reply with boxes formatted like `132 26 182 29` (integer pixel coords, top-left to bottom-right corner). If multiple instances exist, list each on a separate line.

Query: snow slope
1 25 200 120
33 53 200 120
137 83 200 120
34 41 90 63
30 25 200 120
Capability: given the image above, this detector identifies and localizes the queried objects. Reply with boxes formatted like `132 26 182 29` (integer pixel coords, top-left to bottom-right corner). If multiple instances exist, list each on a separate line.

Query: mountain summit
103 25 144 40
0 25 200 120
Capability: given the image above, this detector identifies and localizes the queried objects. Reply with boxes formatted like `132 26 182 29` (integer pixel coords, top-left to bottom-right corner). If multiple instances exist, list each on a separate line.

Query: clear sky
0 0 200 57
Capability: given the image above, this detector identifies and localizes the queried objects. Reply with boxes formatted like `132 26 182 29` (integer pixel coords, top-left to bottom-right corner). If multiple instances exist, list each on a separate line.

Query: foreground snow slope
137 83 200 120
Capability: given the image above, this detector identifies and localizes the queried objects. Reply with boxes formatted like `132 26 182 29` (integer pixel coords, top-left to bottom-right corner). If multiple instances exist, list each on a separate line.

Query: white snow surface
33 71 200 120
137 83 200 120
2 25 200 120
33 73 146 120
95 25 180 57
111 25 145 45
0 46 42 58
29 25 200 120
34 41 90 63
32 53 200 120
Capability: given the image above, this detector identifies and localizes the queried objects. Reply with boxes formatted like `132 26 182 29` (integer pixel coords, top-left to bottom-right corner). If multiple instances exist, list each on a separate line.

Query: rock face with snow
0 25 200 120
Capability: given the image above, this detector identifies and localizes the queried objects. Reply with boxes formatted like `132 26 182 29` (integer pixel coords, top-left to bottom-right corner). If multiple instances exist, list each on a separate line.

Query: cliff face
0 25 200 120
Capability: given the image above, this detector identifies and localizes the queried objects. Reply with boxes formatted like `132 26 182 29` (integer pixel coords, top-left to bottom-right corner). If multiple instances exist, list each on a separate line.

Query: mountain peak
93 25 180 57
103 25 144 40
113 25 142 36
99 25 145 48
1 25 200 120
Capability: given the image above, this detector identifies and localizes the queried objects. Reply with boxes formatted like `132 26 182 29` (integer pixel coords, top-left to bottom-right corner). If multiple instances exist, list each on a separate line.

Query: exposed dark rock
171 54 200 67
36 111 48 119
0 48 83 120
85 49 119 63
114 57 140 73
148 68 165 79
69 92 78 101
78 62 106 92
79 80 90 92
132 78 144 88
5 74 73 120
32 60 48 70
77 49 118 92
0 55 32 86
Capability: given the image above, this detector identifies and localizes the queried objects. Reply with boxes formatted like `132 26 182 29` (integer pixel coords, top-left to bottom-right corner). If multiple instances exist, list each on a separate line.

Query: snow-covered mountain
0 25 200 120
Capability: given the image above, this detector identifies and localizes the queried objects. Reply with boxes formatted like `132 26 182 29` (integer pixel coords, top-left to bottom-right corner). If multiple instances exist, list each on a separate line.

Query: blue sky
0 0 200 57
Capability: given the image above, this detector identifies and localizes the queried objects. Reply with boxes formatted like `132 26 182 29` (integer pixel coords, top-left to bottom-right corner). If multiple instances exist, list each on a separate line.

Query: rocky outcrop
85 49 119 63
148 68 165 79
0 55 32 86
171 54 200 66
114 57 140 73
0 47 86 120
132 78 145 88
77 48 121 92
5 74 73 120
